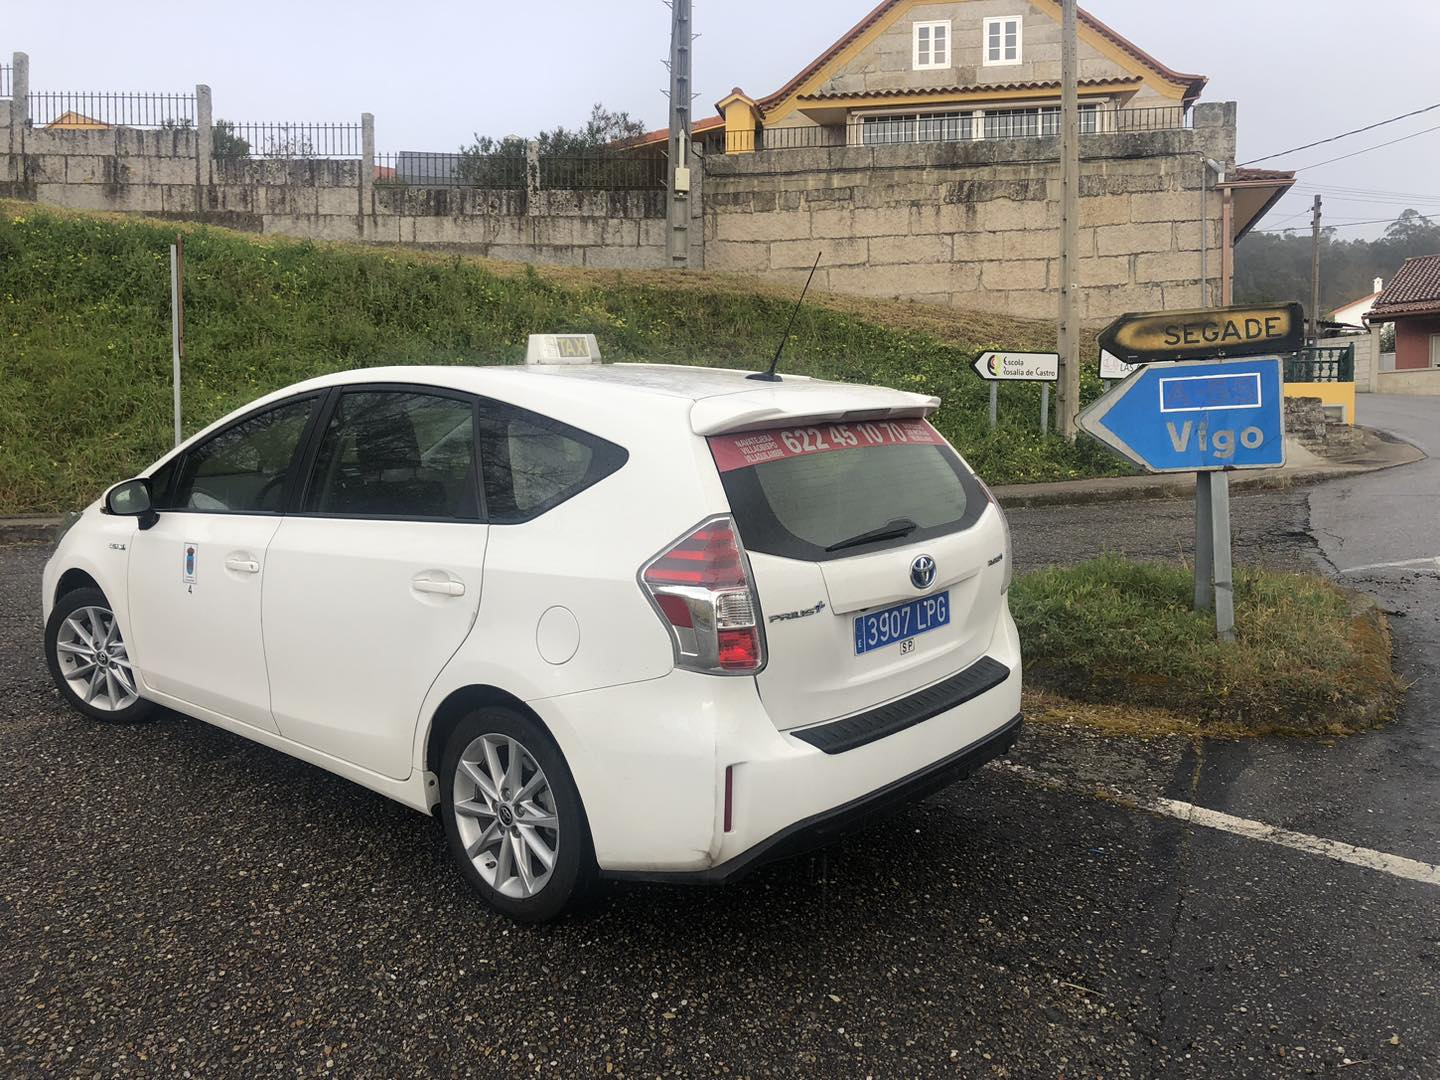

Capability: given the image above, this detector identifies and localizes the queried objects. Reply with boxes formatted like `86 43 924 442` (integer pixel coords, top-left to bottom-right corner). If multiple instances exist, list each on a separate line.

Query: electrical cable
1238 101 1440 166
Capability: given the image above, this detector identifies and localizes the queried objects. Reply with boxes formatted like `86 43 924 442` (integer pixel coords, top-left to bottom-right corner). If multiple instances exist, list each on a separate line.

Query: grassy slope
0 200 1125 514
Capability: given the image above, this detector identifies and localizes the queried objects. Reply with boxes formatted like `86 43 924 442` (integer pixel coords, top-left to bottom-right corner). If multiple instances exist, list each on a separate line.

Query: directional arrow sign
1079 356 1285 473
973 352 1059 381
1098 303 1304 363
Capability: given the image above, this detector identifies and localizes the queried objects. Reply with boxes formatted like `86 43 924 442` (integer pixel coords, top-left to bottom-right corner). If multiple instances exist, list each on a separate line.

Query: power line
1292 122 1440 172
1238 101 1440 166
1252 213 1433 234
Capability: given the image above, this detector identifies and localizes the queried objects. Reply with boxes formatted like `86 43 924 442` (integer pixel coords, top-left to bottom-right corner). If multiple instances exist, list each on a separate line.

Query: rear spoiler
689 386 940 436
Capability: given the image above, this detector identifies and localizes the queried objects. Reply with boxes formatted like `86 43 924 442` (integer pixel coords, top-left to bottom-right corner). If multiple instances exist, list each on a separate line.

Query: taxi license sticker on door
854 592 950 655
182 542 198 584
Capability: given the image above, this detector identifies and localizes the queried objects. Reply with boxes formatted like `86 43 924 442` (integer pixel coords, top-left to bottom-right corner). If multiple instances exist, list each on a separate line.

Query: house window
983 17 1022 65
981 104 1099 139
913 20 950 70
862 112 972 146
1430 333 1440 368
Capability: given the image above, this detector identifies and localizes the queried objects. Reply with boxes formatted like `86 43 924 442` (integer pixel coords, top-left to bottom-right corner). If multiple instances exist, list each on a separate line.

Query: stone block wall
704 102 1236 322
0 84 686 270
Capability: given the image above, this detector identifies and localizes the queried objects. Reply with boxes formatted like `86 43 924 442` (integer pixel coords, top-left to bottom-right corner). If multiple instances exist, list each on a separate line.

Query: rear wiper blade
825 517 918 553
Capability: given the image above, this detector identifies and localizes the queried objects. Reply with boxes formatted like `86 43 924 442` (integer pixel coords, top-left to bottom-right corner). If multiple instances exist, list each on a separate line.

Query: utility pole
1309 194 1323 344
1055 0 1081 440
665 0 694 269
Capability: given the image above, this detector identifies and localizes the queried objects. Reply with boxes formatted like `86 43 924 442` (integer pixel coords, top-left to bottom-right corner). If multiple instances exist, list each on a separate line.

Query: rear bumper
605 712 1022 885
529 601 1023 877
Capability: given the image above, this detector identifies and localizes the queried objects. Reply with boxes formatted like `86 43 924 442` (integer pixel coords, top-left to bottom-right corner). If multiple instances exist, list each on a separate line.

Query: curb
0 516 65 543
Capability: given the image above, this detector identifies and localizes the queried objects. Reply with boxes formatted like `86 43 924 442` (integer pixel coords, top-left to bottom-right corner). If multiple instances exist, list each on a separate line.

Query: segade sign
1078 357 1285 473
1099 303 1305 363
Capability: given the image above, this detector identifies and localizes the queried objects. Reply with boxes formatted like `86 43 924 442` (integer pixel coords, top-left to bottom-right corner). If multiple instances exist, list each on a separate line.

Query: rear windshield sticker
708 419 940 473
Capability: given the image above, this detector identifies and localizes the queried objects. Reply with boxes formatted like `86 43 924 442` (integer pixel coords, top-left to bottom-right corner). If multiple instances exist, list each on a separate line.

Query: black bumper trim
601 712 1023 886
790 655 1012 754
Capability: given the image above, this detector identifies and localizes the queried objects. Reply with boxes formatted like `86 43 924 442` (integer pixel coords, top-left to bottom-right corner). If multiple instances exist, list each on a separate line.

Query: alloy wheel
452 733 560 899
54 605 139 712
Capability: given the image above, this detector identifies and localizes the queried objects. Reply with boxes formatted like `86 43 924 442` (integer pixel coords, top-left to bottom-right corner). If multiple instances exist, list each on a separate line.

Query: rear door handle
225 557 261 574
413 577 465 597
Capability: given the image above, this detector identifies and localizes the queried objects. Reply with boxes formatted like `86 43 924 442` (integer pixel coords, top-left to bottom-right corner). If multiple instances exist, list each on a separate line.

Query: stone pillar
195 84 213 188
360 112 374 234
12 52 29 157
525 139 540 214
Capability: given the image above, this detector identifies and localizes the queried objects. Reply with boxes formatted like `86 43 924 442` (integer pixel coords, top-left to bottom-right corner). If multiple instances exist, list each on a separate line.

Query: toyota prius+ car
43 350 1022 922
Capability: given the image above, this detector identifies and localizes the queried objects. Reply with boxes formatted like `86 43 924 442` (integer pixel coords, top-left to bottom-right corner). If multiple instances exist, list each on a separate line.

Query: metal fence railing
375 151 524 188
219 121 362 159
0 66 11 100
707 104 1192 154
539 153 666 190
1285 344 1355 383
27 90 196 129
374 150 666 191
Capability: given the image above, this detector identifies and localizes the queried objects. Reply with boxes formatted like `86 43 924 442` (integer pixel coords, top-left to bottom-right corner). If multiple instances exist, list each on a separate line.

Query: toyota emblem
910 554 936 591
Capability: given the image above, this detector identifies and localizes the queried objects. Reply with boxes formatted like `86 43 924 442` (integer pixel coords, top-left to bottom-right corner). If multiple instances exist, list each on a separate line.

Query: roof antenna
749 250 821 382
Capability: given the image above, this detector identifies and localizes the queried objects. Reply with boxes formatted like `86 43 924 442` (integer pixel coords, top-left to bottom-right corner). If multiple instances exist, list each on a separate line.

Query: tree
1382 208 1440 245
455 103 651 188
211 120 251 161
1235 208 1440 316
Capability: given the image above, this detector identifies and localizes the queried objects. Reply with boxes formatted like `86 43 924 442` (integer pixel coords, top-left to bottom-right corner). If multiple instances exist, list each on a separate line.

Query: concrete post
360 112 374 235
525 139 540 215
12 52 29 157
195 84 213 188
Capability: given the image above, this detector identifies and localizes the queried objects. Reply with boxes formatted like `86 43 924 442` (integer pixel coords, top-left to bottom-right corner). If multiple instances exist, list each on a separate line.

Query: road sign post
1079 355 1284 639
973 352 1059 435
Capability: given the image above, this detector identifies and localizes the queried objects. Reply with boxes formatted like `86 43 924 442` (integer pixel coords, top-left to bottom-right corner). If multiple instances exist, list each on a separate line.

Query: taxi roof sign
1098 302 1304 363
526 333 602 365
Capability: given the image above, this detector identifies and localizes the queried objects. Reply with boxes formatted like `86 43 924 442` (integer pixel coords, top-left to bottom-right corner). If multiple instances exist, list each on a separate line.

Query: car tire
439 706 595 923
44 586 155 723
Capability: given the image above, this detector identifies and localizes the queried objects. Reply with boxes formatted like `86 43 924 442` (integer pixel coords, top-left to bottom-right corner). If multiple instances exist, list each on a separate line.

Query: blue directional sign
1078 357 1286 473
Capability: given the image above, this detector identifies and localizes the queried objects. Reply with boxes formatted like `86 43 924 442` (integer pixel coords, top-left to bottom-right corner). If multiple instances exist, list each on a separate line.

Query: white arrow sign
973 352 1059 381
1099 349 1139 381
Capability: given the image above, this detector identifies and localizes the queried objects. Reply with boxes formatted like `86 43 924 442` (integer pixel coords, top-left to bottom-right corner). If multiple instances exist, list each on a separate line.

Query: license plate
854 592 950 655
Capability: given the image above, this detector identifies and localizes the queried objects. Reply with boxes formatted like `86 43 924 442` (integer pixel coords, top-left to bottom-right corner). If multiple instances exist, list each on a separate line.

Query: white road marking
991 761 1440 888
1340 555 1440 575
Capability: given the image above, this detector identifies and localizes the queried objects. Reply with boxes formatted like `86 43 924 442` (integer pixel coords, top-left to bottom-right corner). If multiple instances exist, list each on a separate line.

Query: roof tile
1369 254 1440 318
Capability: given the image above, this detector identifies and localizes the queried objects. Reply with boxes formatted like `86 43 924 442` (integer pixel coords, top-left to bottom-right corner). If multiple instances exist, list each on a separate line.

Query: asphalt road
3 397 1438 1078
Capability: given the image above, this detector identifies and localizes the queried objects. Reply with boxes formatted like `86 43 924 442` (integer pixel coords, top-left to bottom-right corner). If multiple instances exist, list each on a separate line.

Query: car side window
476 400 627 524
303 390 481 520
166 398 316 514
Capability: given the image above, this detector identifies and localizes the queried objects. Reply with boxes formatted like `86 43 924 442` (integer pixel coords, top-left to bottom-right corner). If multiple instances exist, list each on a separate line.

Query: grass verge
1011 555 1402 736
0 200 1129 515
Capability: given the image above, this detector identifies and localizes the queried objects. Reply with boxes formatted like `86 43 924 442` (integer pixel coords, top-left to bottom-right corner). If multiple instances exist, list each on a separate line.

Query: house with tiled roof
638 0 1292 321
1367 254 1440 392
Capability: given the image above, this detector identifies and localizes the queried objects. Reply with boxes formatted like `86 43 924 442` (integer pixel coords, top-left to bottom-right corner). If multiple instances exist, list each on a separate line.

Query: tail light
975 476 1013 592
640 516 766 674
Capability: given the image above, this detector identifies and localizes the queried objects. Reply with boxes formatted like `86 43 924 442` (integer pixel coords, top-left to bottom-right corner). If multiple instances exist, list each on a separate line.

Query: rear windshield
708 420 987 561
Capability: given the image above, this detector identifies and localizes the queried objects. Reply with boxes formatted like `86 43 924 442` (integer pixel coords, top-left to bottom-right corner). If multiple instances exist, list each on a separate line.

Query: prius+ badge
769 600 826 624
910 554 937 590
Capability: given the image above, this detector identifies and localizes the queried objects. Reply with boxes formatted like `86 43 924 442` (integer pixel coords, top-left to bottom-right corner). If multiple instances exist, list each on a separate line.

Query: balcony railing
708 105 1191 154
